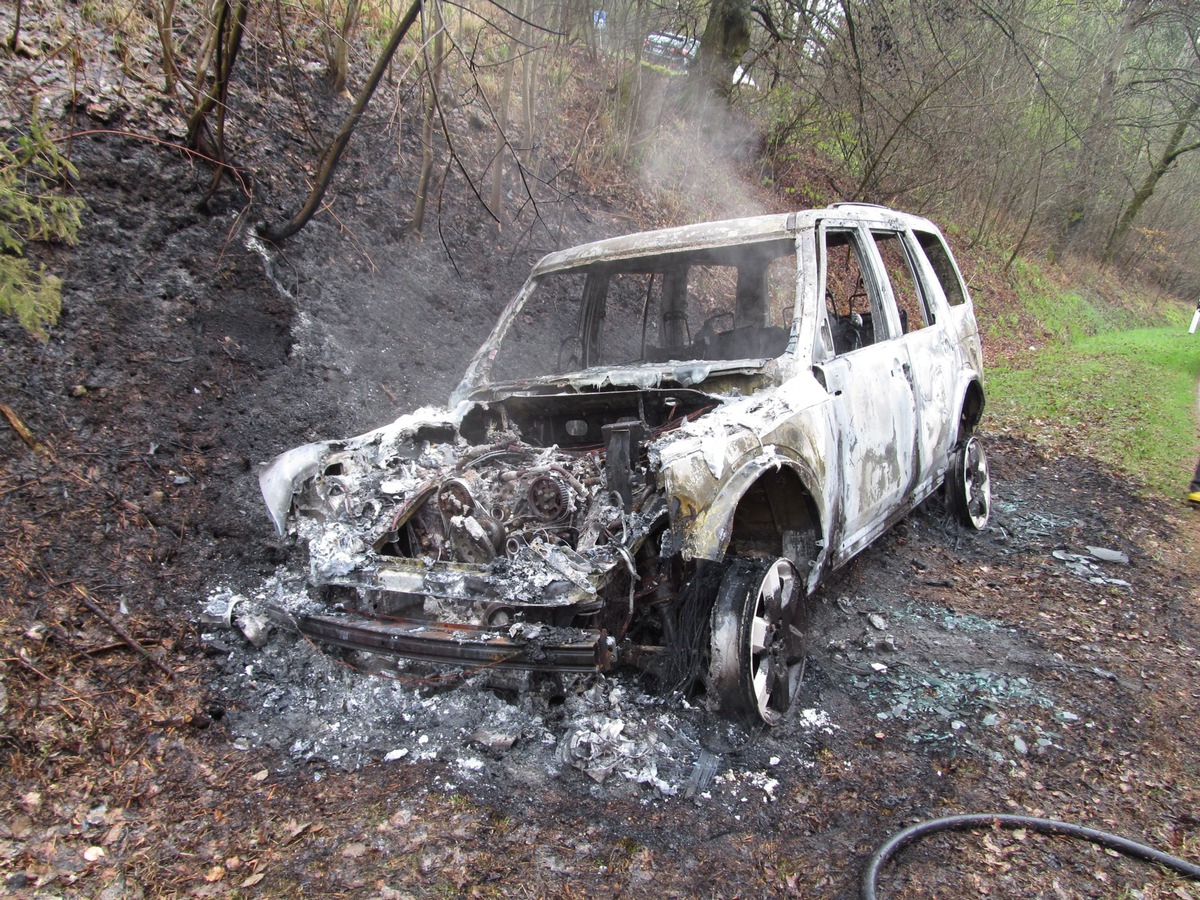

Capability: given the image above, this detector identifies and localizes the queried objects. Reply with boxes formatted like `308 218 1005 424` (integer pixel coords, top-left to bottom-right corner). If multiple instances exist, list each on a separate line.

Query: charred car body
260 204 989 724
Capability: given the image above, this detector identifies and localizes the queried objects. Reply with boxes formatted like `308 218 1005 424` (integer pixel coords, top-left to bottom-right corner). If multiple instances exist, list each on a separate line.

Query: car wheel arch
676 453 826 581
955 377 986 444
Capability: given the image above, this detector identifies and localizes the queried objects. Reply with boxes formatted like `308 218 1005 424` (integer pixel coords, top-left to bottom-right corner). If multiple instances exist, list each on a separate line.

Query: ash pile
199 574 811 802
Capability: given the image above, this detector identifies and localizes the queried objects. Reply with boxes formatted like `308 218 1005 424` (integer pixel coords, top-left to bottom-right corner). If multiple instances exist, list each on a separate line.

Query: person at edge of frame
1190 298 1200 505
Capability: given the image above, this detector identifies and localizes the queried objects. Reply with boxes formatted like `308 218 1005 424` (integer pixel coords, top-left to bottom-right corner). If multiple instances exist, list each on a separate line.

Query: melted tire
707 558 807 725
948 436 991 530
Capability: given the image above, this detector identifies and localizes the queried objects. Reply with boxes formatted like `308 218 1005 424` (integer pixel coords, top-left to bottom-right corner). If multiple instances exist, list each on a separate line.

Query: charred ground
2 34 1200 900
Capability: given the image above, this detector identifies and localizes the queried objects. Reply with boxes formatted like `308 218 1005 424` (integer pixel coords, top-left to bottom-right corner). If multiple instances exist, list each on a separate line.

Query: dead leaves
279 819 324 847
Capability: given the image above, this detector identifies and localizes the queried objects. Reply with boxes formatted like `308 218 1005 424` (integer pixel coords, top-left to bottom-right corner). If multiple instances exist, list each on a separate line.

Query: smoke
634 86 773 226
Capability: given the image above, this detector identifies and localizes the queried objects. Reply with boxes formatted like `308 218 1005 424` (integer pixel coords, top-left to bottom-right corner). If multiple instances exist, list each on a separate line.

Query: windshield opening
489 239 797 384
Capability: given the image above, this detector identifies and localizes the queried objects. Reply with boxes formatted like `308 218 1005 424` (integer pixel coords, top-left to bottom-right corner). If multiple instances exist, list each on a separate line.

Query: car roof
531 204 935 275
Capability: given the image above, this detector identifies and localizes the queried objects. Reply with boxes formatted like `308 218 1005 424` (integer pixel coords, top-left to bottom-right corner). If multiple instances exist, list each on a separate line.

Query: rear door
868 229 957 490
813 223 919 561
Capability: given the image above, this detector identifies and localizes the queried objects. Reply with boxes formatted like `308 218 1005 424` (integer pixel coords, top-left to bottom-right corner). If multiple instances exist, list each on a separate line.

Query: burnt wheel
947 436 991 530
708 558 807 725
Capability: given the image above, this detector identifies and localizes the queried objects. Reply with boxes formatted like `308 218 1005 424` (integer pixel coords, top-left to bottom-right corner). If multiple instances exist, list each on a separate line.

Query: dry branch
258 0 423 244
1 404 43 452
74 585 175 679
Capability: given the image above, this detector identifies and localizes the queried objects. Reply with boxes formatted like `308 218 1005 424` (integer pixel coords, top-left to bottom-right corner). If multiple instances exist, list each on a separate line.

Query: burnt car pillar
602 419 645 512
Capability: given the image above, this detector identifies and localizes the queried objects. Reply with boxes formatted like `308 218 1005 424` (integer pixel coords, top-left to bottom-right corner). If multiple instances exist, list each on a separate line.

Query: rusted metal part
296 612 658 673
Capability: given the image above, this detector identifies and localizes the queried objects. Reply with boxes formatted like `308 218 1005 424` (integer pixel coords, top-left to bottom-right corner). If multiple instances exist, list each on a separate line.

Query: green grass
988 327 1200 495
1008 258 1148 342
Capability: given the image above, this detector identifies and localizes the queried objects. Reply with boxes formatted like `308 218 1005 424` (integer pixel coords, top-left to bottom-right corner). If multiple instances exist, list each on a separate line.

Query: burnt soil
3 47 1200 900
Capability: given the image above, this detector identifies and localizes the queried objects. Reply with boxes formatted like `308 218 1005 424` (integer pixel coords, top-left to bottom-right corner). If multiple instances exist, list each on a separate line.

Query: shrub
1 115 85 341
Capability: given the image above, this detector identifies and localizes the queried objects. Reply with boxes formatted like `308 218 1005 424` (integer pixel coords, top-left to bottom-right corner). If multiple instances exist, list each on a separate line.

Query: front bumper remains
293 611 660 674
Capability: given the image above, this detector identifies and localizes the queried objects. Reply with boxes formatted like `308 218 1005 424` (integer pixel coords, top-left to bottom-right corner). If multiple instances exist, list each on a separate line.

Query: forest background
6 0 1200 309
6 0 1200 489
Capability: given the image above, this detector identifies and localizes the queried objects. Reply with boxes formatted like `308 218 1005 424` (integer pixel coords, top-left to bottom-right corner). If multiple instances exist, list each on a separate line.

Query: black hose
862 813 1200 900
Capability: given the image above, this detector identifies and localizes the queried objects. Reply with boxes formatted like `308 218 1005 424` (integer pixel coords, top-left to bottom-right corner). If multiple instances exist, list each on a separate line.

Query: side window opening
914 229 967 307
872 231 932 332
821 230 887 356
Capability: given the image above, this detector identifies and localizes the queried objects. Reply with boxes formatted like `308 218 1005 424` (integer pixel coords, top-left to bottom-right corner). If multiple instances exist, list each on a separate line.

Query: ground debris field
3 59 1200 900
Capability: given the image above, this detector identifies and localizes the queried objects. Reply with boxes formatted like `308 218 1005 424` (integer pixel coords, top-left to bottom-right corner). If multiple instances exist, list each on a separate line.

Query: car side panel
900 317 958 487
655 375 836 570
818 343 920 563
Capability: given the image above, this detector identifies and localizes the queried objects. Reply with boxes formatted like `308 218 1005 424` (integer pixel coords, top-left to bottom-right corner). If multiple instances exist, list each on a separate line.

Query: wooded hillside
5 0 1199 336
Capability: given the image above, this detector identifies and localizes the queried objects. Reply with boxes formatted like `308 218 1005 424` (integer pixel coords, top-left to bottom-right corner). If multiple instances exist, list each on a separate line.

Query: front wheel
947 436 991 530
707 558 808 725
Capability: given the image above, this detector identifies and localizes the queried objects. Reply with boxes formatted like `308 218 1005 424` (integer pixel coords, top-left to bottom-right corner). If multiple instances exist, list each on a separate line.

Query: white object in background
1189 307 1199 334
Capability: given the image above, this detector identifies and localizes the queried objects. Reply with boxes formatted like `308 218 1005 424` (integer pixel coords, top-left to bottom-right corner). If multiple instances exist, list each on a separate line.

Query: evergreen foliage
0 115 84 341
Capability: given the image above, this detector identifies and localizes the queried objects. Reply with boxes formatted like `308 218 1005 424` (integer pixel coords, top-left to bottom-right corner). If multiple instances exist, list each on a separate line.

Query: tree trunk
489 1 523 222
1102 95 1200 264
8 0 22 52
186 0 249 159
1057 0 1150 252
331 0 362 98
412 1 444 234
186 0 249 201
155 0 181 95
521 8 536 169
693 0 751 104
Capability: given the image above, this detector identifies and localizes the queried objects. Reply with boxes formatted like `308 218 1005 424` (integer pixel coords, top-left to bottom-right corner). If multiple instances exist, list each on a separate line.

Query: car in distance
642 32 700 71
259 203 989 724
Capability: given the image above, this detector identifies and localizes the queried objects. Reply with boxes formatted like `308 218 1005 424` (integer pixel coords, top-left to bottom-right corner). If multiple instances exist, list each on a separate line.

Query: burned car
260 203 989 724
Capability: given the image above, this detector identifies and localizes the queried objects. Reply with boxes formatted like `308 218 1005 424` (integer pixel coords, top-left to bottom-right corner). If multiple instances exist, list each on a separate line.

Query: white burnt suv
260 203 989 724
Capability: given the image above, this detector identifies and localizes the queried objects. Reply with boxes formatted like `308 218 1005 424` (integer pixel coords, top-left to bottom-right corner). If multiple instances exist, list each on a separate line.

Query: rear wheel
947 436 991 530
707 558 807 725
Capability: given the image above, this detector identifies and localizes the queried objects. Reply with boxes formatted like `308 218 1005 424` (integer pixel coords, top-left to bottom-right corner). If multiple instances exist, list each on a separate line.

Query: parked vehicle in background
642 32 699 71
260 203 990 724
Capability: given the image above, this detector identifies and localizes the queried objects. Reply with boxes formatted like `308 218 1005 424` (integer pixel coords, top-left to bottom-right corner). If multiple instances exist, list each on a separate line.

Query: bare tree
6 0 23 52
413 0 446 233
1055 0 1156 252
1101 26 1200 262
695 0 752 102
154 0 183 95
1103 96 1200 262
186 0 250 199
259 0 424 244
489 0 525 219
328 0 363 98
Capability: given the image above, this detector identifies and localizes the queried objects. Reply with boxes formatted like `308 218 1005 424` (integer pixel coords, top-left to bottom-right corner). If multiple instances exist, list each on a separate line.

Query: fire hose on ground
862 813 1200 899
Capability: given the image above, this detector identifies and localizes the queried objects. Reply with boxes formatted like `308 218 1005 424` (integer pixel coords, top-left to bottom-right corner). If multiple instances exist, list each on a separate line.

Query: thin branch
258 0 424 244
74 585 176 680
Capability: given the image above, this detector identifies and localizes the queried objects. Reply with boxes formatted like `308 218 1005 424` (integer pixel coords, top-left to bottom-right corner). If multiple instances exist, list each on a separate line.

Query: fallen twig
74 585 175 679
9 654 97 709
1 404 44 452
69 639 162 661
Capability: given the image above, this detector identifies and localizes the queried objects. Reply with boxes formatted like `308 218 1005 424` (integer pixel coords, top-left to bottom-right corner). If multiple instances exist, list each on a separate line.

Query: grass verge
987 325 1200 496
